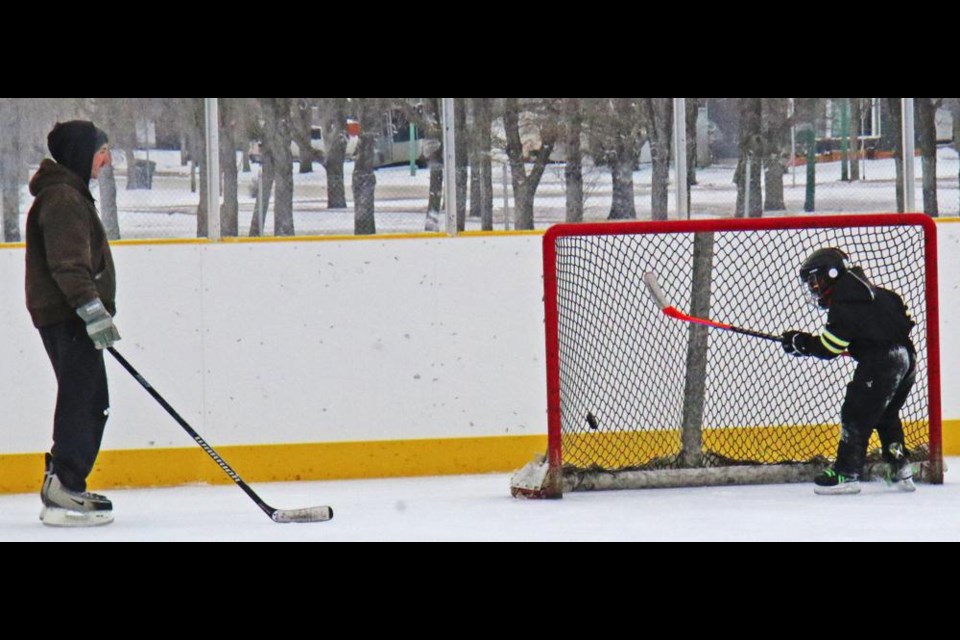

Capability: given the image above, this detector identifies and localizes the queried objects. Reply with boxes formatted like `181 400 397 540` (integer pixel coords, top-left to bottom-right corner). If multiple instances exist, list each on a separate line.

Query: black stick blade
271 506 334 524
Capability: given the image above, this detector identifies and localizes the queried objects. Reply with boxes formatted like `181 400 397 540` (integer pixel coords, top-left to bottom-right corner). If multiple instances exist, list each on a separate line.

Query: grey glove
76 298 121 350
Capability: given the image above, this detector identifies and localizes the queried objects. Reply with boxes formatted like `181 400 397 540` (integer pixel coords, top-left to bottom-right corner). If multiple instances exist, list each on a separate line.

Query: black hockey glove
781 330 812 357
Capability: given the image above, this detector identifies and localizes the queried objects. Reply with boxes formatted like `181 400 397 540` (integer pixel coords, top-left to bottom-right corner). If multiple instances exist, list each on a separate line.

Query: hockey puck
586 412 599 430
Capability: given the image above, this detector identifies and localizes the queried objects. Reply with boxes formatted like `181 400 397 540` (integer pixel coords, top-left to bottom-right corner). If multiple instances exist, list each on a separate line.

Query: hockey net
512 215 942 498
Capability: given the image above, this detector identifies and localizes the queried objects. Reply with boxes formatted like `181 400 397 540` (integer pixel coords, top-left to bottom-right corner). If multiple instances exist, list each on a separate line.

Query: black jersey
806 269 915 361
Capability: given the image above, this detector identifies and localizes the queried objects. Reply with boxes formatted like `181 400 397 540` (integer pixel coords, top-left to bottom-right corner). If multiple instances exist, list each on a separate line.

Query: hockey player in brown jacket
25 120 120 527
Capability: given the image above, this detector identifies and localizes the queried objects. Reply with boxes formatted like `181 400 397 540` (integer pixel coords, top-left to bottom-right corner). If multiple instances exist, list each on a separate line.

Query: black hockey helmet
799 247 849 308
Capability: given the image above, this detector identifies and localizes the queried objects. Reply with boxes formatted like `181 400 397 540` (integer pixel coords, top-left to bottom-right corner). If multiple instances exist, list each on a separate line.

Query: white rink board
1 235 546 452
1 222 957 456
938 220 960 419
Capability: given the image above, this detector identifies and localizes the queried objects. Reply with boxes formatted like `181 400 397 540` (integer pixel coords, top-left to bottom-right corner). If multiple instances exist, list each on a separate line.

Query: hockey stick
641 272 782 343
107 348 333 524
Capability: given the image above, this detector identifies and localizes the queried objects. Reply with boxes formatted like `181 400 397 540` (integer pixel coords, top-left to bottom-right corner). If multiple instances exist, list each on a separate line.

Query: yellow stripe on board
562 425 840 468
563 420 945 469
0 435 548 495
0 421 956 495
944 419 960 457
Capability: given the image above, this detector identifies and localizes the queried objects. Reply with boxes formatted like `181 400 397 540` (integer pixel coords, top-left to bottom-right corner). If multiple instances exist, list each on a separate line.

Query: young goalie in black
782 248 917 495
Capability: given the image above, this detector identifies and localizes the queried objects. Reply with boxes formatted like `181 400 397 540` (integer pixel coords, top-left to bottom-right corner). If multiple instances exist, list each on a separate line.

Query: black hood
29 159 95 202
46 120 108 184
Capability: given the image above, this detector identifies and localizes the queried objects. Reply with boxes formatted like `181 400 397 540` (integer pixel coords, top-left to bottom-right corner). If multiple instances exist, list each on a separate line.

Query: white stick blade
642 272 671 309
272 506 334 523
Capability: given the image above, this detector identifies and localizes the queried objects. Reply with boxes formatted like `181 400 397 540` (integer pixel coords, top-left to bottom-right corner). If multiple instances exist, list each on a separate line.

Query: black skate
814 468 861 495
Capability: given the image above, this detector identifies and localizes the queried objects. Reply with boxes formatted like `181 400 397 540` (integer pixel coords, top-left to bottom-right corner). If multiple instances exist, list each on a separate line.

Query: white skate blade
892 477 917 493
814 481 862 496
40 507 114 528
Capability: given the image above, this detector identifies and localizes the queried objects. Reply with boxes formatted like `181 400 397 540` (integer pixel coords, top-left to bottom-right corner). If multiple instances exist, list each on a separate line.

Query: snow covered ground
2 459 957 541
11 147 959 240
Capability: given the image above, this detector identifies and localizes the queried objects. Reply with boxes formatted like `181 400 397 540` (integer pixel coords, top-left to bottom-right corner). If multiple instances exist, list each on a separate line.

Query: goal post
512 214 942 498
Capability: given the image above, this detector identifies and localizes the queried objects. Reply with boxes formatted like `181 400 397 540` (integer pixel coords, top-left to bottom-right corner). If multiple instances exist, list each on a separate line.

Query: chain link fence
1 98 956 243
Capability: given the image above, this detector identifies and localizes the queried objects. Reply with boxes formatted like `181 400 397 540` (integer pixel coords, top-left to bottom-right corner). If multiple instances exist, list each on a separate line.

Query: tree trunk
681 232 715 467
261 98 295 236
647 98 673 220
469 99 482 220
352 98 379 236
885 98 904 213
455 98 468 232
98 164 121 240
250 156 274 237
686 98 700 186
608 98 638 219
564 98 584 223
761 98 789 212
292 99 316 174
915 97 939 217
850 98 862 182
196 146 209 238
735 98 763 218
475 98 494 231
220 98 239 237
322 98 348 209
0 99 22 242
124 149 138 190
788 98 819 212
503 98 556 230
423 98 444 230
609 154 637 219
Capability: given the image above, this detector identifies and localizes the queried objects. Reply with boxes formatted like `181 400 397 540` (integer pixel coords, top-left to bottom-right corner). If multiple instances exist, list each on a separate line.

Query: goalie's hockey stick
642 272 782 343
108 348 333 524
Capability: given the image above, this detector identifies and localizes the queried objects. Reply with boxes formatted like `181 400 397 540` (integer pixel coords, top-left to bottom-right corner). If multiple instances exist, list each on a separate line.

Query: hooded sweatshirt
25 159 116 328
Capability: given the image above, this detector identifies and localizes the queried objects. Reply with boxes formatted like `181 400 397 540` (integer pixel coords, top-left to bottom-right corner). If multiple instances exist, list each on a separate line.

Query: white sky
2 459 958 541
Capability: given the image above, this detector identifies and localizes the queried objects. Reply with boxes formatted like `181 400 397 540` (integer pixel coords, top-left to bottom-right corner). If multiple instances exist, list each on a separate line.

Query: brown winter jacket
25 159 116 328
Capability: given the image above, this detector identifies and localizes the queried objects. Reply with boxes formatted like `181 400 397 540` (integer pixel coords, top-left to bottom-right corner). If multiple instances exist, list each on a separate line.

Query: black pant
38 318 110 492
834 344 916 477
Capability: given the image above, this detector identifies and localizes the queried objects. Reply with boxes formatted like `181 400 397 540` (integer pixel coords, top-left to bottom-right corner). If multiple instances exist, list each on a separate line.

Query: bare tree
352 98 381 235
794 98 818 213
915 97 942 217
0 99 23 242
604 98 642 220
319 98 349 209
455 98 468 232
563 98 584 223
97 163 120 240
291 98 319 174
259 98 295 236
686 98 703 187
761 98 790 212
422 98 444 229
219 97 242 237
473 98 494 230
503 98 558 230
884 98 904 213
644 98 673 220
169 98 209 237
83 98 149 237
734 98 763 218
850 98 862 182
